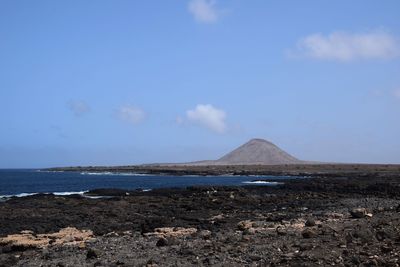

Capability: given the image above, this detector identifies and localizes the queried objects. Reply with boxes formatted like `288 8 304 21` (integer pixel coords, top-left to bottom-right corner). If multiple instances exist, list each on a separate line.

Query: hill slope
214 138 301 165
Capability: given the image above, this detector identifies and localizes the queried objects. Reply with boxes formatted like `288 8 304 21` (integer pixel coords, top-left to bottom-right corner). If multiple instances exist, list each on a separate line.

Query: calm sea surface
0 169 299 197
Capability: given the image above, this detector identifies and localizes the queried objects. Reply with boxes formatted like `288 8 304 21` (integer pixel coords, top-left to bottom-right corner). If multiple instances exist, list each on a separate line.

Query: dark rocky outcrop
1 174 400 266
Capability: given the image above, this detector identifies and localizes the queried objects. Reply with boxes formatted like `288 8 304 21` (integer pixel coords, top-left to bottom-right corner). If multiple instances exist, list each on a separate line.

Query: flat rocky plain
1 164 400 266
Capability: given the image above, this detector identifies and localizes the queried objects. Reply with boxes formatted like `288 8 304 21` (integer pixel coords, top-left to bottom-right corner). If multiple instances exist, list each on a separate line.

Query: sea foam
0 191 88 200
242 181 283 185
80 172 150 176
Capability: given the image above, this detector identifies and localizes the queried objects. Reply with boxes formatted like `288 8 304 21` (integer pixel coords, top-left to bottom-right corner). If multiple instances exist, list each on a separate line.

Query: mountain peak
216 138 300 165
247 138 274 145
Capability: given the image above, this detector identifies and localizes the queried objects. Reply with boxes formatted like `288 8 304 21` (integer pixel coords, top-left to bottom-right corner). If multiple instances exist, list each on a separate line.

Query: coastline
1 173 400 266
45 163 400 178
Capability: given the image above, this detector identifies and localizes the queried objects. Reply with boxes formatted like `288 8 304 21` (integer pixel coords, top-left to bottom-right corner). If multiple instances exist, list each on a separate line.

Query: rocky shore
46 163 400 178
1 173 400 266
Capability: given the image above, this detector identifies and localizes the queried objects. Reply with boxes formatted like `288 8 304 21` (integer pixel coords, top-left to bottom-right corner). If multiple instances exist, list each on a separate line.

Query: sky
1 0 400 168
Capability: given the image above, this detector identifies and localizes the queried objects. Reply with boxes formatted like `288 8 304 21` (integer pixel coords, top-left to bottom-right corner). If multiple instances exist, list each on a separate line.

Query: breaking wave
0 191 88 200
242 181 283 185
80 172 151 176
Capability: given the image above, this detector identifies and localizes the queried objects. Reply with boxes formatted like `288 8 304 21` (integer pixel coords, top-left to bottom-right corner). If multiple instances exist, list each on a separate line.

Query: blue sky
1 0 400 168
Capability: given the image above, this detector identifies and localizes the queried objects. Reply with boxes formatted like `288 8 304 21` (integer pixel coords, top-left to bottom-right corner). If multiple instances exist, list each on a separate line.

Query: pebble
381 245 392 253
299 243 313 251
156 237 168 247
350 208 367 218
237 220 252 231
104 232 119 237
249 254 262 261
305 218 316 227
302 229 317 239
243 228 256 235
86 248 100 259
86 238 98 244
276 227 287 236
198 230 212 239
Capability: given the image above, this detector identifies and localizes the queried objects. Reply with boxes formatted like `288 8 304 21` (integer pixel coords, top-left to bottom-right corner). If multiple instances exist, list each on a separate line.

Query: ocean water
0 169 295 197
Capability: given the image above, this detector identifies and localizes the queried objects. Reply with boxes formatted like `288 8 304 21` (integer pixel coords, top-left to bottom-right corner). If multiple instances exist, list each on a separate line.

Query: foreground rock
144 227 197 238
350 208 366 218
1 175 400 266
0 227 93 249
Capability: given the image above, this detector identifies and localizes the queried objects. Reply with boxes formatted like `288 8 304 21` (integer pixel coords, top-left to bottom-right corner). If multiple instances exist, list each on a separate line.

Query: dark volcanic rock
156 237 168 247
305 218 316 227
1 174 400 266
302 229 317 238
0 254 18 267
350 208 367 218
86 248 100 259
354 228 375 244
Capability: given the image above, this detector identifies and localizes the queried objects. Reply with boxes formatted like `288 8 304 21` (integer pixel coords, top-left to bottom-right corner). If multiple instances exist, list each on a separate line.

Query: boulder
350 208 367 218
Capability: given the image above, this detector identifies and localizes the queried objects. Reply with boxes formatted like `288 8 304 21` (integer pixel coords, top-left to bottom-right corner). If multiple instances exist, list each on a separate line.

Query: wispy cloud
175 116 184 125
117 105 145 125
393 89 400 100
185 104 226 134
290 30 400 61
67 100 90 117
188 0 219 24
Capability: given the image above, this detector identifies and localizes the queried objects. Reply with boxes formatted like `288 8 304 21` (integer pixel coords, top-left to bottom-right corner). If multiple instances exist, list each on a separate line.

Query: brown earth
0 228 94 249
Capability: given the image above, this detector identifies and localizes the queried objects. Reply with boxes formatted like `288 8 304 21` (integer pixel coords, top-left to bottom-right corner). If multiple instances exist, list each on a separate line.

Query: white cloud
292 30 400 61
188 0 219 24
117 105 145 125
67 100 90 117
186 104 226 133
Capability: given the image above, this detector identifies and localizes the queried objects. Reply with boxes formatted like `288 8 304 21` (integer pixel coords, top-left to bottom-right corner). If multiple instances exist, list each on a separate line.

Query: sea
0 169 298 199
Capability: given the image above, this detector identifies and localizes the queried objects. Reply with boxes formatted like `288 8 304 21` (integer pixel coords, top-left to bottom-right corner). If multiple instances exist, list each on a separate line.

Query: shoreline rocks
1 175 400 266
0 228 93 250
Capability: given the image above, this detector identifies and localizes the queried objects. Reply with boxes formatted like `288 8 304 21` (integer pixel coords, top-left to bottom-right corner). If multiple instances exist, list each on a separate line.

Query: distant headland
45 138 400 177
